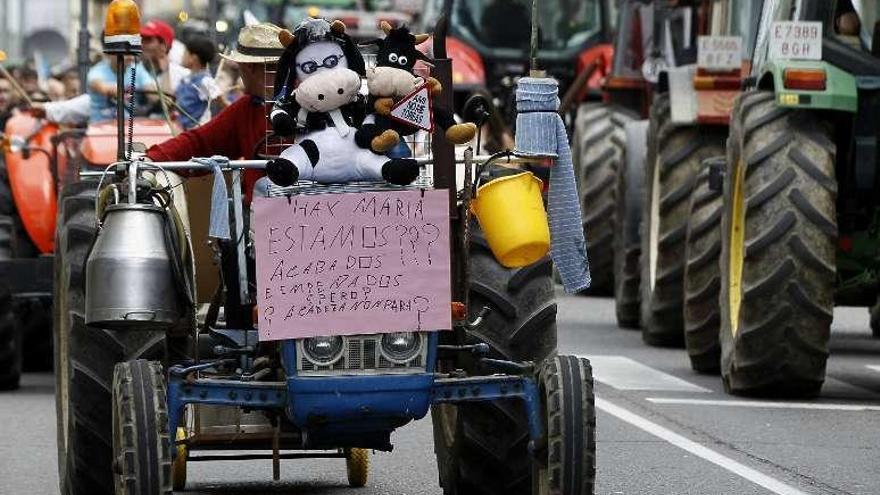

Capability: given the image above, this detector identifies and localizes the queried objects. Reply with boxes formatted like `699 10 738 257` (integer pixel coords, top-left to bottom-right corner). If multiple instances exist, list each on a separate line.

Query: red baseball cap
141 20 175 49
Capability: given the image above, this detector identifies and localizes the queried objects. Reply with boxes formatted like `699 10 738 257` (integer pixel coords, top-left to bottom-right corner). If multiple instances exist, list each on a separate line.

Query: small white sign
768 21 823 61
697 36 743 70
389 84 434 132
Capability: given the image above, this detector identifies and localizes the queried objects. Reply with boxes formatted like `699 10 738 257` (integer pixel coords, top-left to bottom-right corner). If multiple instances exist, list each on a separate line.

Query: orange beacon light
103 0 143 54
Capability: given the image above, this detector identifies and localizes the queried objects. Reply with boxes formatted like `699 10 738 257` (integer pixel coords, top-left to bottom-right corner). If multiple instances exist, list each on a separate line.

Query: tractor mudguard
81 119 176 165
3 114 59 254
760 60 858 112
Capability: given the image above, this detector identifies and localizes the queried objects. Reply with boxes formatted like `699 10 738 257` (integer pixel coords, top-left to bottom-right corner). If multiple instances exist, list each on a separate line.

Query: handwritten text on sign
253 190 452 341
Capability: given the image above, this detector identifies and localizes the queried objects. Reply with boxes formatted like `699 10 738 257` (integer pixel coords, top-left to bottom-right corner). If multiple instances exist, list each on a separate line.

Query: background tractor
571 1 711 306
719 0 880 397
419 0 618 151
639 0 763 362
0 110 175 391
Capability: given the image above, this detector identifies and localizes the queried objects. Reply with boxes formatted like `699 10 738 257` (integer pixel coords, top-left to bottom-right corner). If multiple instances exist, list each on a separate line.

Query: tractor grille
296 333 427 376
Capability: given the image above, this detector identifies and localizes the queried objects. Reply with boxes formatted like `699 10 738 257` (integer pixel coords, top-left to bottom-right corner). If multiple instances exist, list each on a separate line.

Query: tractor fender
621 119 649 248
666 64 698 125
3 114 59 254
576 43 615 98
759 60 858 112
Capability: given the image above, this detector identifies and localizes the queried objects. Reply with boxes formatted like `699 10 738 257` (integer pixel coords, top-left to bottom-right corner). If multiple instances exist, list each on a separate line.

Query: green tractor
719 0 880 396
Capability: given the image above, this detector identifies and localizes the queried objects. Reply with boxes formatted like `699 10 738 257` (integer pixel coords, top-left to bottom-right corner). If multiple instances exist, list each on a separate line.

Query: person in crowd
176 35 220 129
146 23 285 196
142 19 189 94
87 54 156 122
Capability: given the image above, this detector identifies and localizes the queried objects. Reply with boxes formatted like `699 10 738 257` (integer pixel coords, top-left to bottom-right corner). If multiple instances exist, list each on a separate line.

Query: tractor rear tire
613 120 648 329
720 90 833 397
641 95 725 346
573 103 634 295
0 216 21 390
111 360 172 495
534 355 596 495
55 180 166 495
683 164 723 373
432 226 557 495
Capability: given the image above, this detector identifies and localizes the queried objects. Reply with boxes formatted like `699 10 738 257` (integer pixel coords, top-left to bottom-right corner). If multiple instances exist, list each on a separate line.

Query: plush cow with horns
355 22 477 153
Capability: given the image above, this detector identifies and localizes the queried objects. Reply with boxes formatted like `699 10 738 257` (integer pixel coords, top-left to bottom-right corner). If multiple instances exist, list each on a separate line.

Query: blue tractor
52 2 596 495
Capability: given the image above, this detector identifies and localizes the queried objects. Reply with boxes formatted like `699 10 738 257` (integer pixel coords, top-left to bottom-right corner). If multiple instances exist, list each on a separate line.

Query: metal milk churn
85 203 181 330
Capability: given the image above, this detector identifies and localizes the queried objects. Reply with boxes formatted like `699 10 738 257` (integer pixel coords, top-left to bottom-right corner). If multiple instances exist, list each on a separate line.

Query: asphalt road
3 293 880 495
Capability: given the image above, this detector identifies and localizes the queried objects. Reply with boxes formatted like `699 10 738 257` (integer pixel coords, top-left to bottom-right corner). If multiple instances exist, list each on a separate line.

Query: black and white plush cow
269 18 367 137
265 56 419 186
355 22 477 153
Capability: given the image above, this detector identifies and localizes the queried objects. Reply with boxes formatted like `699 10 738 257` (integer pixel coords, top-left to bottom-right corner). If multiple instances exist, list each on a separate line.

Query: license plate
697 36 743 71
768 21 823 61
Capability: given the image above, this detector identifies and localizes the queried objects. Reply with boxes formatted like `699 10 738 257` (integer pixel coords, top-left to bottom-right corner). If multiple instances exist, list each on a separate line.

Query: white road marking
646 397 880 411
596 398 809 495
583 355 710 392
865 364 880 374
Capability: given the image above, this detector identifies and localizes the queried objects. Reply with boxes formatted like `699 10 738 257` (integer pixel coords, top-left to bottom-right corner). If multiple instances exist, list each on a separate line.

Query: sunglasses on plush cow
298 54 345 75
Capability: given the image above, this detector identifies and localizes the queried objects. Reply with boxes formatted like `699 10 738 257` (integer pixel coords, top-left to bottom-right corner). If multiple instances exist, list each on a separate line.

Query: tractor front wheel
111 360 172 495
533 355 596 495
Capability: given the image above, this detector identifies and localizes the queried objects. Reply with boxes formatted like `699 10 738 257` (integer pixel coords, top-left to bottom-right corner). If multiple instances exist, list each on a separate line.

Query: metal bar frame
166 367 544 460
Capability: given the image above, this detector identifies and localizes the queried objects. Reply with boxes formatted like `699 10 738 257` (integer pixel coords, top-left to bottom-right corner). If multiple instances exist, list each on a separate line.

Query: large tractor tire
641 94 725 346
534 355 596 495
0 216 21 390
573 103 634 295
111 360 172 495
720 90 834 397
683 161 724 373
432 227 557 495
55 180 166 495
613 120 649 329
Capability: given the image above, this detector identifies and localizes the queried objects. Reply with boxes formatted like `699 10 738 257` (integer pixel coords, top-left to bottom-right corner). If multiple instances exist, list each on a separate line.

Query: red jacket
146 96 270 196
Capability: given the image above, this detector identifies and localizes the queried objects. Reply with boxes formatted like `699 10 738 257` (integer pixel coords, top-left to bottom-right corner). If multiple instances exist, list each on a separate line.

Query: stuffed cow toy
355 22 477 153
265 18 419 186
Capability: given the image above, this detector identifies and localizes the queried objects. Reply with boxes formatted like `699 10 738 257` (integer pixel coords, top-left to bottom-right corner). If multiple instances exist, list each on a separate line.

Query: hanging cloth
514 77 591 293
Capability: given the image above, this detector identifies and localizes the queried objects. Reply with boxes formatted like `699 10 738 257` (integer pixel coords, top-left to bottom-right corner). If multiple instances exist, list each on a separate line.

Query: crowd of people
0 19 245 132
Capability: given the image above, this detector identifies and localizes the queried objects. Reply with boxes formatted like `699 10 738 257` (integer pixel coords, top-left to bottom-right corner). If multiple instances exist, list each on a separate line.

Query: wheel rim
648 154 662 292
728 158 746 336
172 427 187 490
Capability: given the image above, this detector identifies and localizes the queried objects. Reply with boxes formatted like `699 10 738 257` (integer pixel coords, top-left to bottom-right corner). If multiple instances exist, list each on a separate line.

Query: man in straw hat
146 23 287 195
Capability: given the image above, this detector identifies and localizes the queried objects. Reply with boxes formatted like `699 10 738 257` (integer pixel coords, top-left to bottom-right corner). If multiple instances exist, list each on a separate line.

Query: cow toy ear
331 20 346 35
380 20 393 35
278 29 296 47
414 33 430 45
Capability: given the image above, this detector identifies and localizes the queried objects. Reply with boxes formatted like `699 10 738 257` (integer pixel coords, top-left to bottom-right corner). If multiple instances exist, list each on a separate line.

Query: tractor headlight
380 332 422 363
301 336 344 365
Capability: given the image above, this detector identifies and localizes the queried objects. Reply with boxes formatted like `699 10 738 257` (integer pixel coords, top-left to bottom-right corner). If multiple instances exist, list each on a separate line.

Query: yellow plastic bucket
471 172 550 268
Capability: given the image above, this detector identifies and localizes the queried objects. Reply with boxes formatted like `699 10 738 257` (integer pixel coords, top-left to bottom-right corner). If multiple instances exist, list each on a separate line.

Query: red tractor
418 0 617 151
0 112 174 389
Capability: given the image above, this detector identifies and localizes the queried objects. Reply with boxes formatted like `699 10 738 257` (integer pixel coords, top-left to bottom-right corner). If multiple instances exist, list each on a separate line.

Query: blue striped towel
514 77 590 293
193 156 231 240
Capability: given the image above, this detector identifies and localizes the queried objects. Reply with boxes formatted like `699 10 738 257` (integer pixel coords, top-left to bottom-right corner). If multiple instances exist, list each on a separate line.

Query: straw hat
220 23 286 64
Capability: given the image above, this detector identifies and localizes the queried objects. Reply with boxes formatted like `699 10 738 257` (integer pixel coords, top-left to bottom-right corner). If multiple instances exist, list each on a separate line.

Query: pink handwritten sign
253 189 452 341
